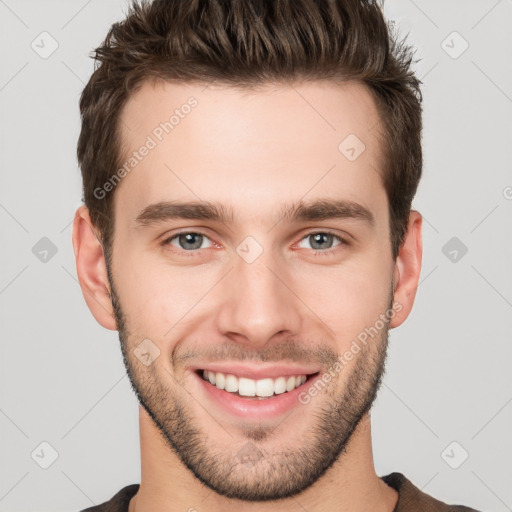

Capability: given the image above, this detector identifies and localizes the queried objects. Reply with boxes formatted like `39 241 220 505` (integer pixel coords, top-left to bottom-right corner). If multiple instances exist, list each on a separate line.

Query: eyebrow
134 198 374 228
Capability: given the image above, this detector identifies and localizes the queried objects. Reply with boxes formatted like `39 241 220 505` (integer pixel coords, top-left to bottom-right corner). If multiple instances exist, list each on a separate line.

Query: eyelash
160 230 349 257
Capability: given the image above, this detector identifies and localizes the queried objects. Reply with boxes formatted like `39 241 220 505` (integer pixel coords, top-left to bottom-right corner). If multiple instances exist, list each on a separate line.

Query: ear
389 210 423 328
72 205 117 330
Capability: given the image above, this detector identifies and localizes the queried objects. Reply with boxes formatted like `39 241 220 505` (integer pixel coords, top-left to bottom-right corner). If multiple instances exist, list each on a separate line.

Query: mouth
195 369 320 400
188 362 323 419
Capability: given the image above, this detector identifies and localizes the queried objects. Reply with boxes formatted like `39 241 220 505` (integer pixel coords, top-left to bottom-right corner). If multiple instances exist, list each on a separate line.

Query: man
72 0 479 510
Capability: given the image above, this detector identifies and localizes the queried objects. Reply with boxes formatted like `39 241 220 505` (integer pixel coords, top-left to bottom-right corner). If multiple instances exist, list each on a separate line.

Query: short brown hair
77 0 422 263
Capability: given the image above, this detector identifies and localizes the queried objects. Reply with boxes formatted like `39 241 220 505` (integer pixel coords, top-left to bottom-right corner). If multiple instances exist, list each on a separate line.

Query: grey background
0 1 511 511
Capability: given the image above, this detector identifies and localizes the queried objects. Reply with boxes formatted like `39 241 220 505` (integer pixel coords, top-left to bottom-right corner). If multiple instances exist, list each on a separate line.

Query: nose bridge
216 240 302 346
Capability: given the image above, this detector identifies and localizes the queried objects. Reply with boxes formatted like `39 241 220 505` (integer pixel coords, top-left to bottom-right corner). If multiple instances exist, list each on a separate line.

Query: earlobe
389 210 423 329
72 205 117 330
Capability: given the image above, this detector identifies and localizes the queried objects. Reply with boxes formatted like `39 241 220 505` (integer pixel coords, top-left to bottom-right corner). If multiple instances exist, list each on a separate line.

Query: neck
129 407 397 512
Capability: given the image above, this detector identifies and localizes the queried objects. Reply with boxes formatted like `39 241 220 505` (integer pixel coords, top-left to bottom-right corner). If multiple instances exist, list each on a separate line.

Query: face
105 79 398 500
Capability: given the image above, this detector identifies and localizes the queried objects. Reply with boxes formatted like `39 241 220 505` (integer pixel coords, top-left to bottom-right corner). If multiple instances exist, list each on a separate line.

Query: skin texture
72 79 423 512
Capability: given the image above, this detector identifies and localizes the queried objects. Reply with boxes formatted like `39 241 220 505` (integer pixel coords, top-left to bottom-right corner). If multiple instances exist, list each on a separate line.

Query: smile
199 369 314 399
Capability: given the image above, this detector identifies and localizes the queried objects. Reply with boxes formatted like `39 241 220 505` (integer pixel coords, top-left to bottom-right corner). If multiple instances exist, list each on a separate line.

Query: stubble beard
107 266 392 502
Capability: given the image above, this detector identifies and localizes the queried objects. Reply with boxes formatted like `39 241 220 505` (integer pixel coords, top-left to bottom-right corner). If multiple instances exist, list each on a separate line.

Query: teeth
239 377 256 397
274 376 287 394
256 378 274 397
201 370 308 397
215 372 225 390
225 373 238 392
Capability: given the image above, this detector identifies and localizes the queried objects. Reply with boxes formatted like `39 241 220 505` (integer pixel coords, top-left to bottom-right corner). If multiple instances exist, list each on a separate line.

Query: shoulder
79 484 140 512
381 472 481 512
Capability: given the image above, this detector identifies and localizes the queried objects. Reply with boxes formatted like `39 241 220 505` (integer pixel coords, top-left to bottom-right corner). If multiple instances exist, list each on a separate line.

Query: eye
160 230 348 257
296 231 346 254
164 232 213 252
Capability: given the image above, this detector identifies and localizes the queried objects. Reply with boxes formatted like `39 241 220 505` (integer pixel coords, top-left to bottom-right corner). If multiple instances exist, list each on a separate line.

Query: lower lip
193 371 321 420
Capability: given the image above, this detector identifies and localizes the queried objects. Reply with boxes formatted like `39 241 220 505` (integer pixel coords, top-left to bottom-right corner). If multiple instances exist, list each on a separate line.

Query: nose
215 246 303 349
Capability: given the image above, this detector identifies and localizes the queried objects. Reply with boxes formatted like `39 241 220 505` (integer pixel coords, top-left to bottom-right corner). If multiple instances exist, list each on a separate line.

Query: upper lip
190 363 321 380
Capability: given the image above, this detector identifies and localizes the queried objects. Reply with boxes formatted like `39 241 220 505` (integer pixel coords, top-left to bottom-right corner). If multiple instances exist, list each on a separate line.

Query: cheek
114 252 214 332
113 234 393 344
290 254 392 338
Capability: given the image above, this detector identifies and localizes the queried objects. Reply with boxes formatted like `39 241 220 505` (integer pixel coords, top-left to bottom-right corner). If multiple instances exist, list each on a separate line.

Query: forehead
114 79 386 226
